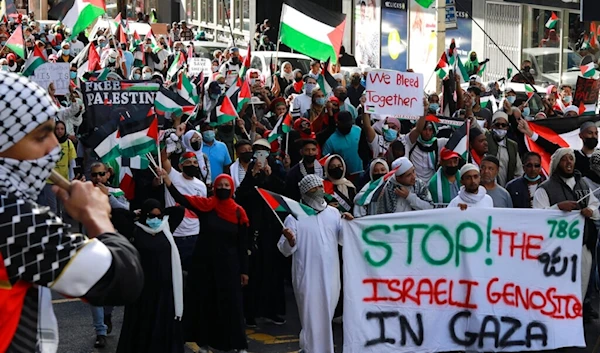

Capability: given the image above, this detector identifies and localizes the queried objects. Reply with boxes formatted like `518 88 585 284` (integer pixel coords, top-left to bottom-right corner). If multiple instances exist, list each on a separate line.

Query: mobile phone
73 166 83 177
254 150 269 166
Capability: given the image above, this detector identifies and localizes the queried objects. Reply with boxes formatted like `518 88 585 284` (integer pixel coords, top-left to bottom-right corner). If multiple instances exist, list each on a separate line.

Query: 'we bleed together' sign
365 69 424 117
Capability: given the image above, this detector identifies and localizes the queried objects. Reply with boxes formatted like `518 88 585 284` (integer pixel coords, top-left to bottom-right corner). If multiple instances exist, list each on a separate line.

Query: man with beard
160 150 208 271
428 148 461 205
323 111 363 174
480 155 513 208
377 157 433 214
506 152 545 208
284 139 323 201
278 174 353 353
533 148 599 322
485 111 522 187
575 121 598 177
448 163 494 209
219 47 242 88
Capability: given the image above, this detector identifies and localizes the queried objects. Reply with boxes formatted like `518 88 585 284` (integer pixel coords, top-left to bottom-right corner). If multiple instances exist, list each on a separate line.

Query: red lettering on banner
365 90 419 109
396 73 420 88
492 228 544 260
368 72 391 84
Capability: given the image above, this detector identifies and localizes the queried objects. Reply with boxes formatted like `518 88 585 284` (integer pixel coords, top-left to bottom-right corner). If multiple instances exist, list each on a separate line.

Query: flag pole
284 131 289 156
254 186 286 228
577 185 600 204
424 70 436 91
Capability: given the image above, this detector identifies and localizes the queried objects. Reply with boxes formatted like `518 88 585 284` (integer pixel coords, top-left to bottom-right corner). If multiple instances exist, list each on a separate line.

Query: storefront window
218 0 230 27
242 0 249 31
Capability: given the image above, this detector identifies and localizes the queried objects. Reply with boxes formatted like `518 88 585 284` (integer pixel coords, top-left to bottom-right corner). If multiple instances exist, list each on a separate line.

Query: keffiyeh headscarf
299 174 327 211
0 72 60 201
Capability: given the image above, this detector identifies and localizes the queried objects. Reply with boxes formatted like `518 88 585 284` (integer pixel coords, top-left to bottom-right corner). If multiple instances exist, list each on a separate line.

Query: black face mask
303 155 316 164
302 128 311 135
182 165 200 178
215 188 230 200
328 167 344 180
239 151 253 163
294 76 303 83
336 93 347 102
372 173 386 181
220 125 234 133
470 56 477 61
338 125 352 135
351 77 360 84
191 141 201 150
584 137 598 149
443 165 459 176
231 57 240 65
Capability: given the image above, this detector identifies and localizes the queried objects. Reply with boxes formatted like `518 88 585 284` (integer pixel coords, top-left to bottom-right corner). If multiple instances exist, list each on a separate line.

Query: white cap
460 163 479 178
391 157 413 176
492 110 509 123
563 105 579 115
249 96 265 105
469 75 482 84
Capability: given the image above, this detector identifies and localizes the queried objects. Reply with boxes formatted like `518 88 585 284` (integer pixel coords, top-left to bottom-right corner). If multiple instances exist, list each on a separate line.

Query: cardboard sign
573 76 600 107
187 57 212 77
342 208 585 352
31 63 70 95
365 69 424 117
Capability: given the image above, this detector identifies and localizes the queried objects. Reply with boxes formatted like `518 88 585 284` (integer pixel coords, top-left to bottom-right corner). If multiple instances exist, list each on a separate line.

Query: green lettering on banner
393 224 429 265
421 225 454 266
547 219 580 239
362 225 393 267
455 222 484 267
485 216 493 265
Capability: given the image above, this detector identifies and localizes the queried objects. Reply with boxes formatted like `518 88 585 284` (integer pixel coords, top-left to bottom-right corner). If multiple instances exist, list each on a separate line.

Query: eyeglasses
91 171 106 177
525 163 541 168
147 213 163 219
494 123 509 128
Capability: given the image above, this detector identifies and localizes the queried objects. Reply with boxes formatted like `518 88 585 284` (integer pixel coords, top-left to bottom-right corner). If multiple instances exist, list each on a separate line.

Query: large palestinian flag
256 188 316 219
525 116 600 174
49 0 106 38
279 0 346 64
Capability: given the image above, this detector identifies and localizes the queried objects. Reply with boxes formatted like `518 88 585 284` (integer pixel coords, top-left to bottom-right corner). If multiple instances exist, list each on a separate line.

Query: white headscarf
182 130 210 181
549 148 575 177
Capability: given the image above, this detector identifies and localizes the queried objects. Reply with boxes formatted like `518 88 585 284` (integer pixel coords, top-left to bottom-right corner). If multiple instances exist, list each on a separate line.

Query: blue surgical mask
384 128 398 142
70 71 76 79
304 83 315 95
429 103 439 112
202 130 215 142
523 107 530 117
471 100 476 107
1 65 8 71
133 73 141 80
210 93 219 100
507 96 516 104
315 97 326 106
563 95 572 103
524 174 541 182
62 49 70 55
99 42 106 48
0 41 5 46
146 218 163 230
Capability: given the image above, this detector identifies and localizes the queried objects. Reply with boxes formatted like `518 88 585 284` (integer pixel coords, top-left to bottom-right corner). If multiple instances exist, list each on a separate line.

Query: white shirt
448 191 494 208
70 40 85 56
533 176 600 221
368 134 406 159
404 137 448 184
291 93 312 117
165 168 207 237
218 60 241 87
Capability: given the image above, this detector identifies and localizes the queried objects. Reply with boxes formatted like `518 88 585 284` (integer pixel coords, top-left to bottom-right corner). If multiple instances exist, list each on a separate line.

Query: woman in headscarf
129 66 142 80
284 68 305 97
160 172 250 353
353 158 389 217
323 154 356 213
117 199 185 353
181 130 211 185
275 61 294 96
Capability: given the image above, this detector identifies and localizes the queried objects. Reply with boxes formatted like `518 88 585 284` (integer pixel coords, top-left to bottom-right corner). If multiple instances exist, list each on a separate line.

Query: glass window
200 0 206 22
242 0 249 31
522 8 563 87
218 0 230 27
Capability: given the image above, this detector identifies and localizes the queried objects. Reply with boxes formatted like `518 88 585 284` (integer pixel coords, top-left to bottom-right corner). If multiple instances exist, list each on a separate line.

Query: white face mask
142 72 152 80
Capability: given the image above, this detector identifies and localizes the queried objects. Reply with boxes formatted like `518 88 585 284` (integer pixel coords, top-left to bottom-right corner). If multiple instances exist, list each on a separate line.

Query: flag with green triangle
5 25 24 59
415 0 435 8
176 70 199 104
581 62 596 78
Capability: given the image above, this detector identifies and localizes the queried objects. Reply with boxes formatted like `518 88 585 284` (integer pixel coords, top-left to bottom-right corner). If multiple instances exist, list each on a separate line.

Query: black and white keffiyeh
0 72 59 201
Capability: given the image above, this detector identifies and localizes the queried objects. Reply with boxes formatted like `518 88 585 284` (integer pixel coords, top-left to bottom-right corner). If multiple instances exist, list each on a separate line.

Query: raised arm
362 113 377 143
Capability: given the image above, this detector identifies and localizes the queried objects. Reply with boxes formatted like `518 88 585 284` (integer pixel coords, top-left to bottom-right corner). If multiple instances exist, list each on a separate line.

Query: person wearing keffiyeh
376 157 434 214
406 119 448 184
0 71 143 353
428 148 461 206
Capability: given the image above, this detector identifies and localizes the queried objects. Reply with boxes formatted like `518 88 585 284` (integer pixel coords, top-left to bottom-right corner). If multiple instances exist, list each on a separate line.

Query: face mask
304 83 315 95
372 173 386 181
301 189 326 211
470 56 477 61
70 71 77 79
315 97 326 106
524 174 541 182
429 103 440 112
493 129 507 140
351 76 360 84
212 65 219 72
523 107 531 117
220 125 233 133
338 125 352 135
303 154 316 164
182 165 201 178
239 151 253 163
294 76 303 83
108 57 116 63
302 128 311 135
584 137 598 149
1 65 8 71
443 165 459 176
231 57 240 65
142 72 152 80
0 41 5 46
563 95 572 103
133 73 141 80
383 128 398 142
210 93 219 100
75 97 83 108
215 188 231 200
146 217 163 230
62 49 70 55
337 93 347 102
191 140 201 150
523 66 531 73
471 100 476 108
202 130 215 142
328 167 344 180
0 146 60 201
249 78 256 85
99 42 106 48
507 96 516 104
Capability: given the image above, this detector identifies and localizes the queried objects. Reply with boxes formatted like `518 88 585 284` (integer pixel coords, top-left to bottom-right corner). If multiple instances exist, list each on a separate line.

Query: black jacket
506 176 545 208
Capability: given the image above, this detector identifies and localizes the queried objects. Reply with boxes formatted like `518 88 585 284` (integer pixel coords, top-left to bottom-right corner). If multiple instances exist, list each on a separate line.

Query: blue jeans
174 236 198 272
90 306 114 336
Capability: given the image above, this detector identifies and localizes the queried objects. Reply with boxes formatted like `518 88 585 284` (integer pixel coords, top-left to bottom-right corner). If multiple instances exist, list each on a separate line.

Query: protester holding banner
376 157 433 214
448 163 494 209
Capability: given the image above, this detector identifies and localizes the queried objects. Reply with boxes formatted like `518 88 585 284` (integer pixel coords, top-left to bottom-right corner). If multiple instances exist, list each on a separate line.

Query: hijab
181 130 210 181
324 154 355 197
183 174 249 226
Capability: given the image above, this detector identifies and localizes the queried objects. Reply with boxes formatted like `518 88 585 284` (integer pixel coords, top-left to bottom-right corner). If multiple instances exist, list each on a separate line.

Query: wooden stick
49 170 71 191
146 153 158 169
577 185 600 204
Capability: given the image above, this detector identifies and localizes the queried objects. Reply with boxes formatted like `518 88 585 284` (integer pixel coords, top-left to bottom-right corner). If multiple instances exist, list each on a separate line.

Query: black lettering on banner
538 247 578 282
448 311 548 349
399 313 424 346
365 311 397 346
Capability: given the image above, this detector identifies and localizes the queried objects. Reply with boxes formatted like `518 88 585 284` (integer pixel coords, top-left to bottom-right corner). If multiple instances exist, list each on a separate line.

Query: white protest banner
365 69 424 117
31 63 70 95
342 208 585 352
187 57 212 77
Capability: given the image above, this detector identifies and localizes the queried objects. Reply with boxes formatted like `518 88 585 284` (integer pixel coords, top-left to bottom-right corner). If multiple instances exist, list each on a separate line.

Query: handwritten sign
187 57 212 77
365 69 424 117
342 208 585 352
573 76 600 113
31 63 70 95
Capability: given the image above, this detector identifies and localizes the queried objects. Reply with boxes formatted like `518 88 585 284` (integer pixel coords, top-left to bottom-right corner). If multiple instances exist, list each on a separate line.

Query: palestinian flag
119 110 159 158
435 52 450 80
256 187 316 219
239 43 251 80
525 116 600 174
445 119 470 160
591 23 599 48
120 81 160 91
154 86 196 115
317 57 339 95
279 0 346 64
22 45 46 76
525 84 535 99
49 0 106 39
211 95 238 126
146 29 162 53
456 56 470 83
109 156 149 200
87 116 121 161
236 79 251 111
116 24 127 45
5 25 24 59
167 51 185 81
480 94 498 113
581 58 596 78
415 0 435 8
545 12 559 29
81 68 109 82
129 30 142 51
72 42 101 77
176 70 199 104
355 166 400 207
267 112 292 142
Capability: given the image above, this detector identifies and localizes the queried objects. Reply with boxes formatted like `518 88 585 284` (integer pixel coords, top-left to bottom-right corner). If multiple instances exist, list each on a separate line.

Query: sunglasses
91 171 106 177
494 123 509 128
525 163 541 168
147 213 163 219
